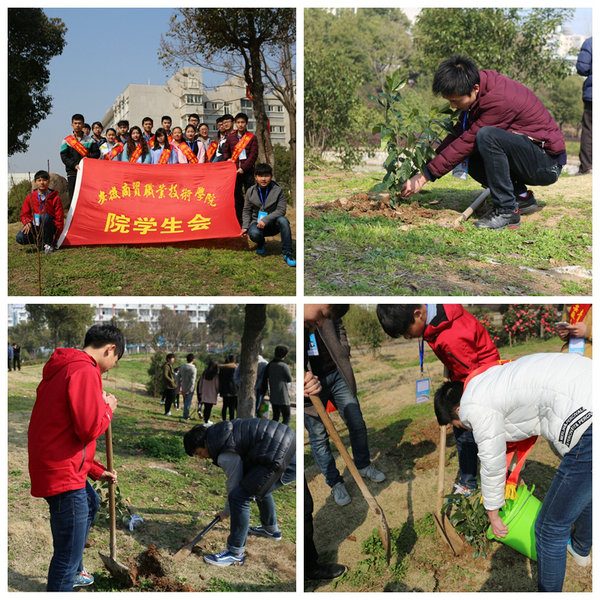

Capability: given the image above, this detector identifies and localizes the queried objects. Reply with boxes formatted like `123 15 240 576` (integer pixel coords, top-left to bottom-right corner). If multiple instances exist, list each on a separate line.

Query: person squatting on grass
241 162 296 267
304 304 385 507
401 56 566 230
17 170 64 255
434 353 592 592
27 324 124 591
184 418 296 566
376 303 499 495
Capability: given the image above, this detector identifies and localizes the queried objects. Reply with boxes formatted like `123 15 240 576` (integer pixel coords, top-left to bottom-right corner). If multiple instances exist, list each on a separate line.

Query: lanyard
418 337 425 375
462 110 469 132
37 190 46 213
258 184 270 208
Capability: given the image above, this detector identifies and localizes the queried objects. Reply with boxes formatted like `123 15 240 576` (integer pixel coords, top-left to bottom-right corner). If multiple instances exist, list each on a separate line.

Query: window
188 77 199 89
241 99 253 109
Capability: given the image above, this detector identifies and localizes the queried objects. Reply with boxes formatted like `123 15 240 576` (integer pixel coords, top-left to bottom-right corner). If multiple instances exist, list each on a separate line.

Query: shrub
8 179 31 223
138 433 187 462
146 351 166 397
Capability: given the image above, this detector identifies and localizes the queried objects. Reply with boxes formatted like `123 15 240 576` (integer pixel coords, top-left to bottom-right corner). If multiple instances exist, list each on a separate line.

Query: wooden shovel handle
105 423 117 559
437 425 447 515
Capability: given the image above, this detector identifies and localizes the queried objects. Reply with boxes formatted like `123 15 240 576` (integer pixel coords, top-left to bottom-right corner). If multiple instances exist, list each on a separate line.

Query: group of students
303 303 591 591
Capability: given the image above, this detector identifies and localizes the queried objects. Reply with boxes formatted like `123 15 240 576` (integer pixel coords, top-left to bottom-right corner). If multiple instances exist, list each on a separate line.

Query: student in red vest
142 116 154 146
170 127 188 163
116 119 129 145
121 126 151 164
376 303 500 495
223 112 259 225
161 115 173 142
212 116 228 162
60 113 100 202
99 128 125 161
17 170 64 254
150 128 178 164
180 124 206 163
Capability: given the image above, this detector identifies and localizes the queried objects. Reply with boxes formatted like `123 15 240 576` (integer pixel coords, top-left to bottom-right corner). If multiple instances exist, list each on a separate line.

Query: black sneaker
473 208 520 230
517 191 540 215
305 563 347 580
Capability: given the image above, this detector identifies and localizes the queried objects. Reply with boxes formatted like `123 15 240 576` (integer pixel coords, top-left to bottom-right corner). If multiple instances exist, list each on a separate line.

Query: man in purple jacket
401 56 566 230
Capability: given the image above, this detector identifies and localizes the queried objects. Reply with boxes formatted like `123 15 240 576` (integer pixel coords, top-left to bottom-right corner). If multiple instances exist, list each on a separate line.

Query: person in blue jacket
576 37 592 175
121 126 151 164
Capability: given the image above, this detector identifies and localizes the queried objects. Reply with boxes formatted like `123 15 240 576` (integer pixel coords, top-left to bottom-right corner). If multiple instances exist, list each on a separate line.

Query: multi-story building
101 67 291 147
94 303 212 331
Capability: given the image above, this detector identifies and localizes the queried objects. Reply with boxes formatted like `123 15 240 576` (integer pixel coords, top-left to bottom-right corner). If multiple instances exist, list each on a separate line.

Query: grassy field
7 211 296 296
8 354 296 592
305 337 592 592
304 168 592 296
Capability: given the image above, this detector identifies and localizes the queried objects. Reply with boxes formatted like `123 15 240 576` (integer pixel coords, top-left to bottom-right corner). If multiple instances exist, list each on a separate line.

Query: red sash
158 147 173 165
104 142 124 161
146 135 155 147
569 304 591 324
230 132 254 162
206 141 218 162
65 135 89 157
129 143 143 163
178 142 198 164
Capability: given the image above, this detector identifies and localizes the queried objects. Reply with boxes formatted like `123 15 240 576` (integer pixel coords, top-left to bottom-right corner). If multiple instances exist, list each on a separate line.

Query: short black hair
216 116 224 124
189 113 199 120
254 163 273 176
71 113 84 123
34 170 50 181
432 55 480 97
274 345 288 359
222 113 234 121
161 115 172 123
184 424 209 456
199 122 209 129
142 117 153 125
330 304 350 320
234 112 249 123
105 127 117 136
186 353 194 362
166 353 175 361
92 121 103 130
433 381 464 425
376 304 421 337
83 123 91 130
117 119 129 128
83 324 125 359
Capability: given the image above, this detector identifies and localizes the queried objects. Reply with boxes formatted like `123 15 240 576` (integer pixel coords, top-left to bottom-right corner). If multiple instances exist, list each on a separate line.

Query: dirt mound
125 545 194 592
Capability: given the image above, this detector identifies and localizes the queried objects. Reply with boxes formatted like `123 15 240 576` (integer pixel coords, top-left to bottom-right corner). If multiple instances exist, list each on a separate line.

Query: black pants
304 478 319 571
579 100 592 173
468 126 562 212
221 396 237 421
202 403 214 423
272 404 291 425
234 170 255 226
67 175 77 205
13 357 21 371
164 388 176 414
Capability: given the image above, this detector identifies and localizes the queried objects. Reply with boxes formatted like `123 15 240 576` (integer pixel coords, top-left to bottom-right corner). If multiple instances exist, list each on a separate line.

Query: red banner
57 158 240 247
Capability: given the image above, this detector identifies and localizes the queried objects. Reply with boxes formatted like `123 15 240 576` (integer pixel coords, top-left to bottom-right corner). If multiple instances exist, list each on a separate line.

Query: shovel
308 393 391 564
454 188 491 225
432 425 465 555
173 516 221 561
99 424 135 587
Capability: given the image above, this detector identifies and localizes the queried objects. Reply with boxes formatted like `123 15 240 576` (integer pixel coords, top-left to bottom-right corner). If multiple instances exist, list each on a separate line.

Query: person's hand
566 322 587 338
104 392 117 412
237 167 244 174
216 511 229 521
240 228 248 237
487 509 508 538
556 324 570 341
22 222 32 235
75 164 81 170
98 469 117 483
304 371 322 397
400 173 428 198
257 220 265 229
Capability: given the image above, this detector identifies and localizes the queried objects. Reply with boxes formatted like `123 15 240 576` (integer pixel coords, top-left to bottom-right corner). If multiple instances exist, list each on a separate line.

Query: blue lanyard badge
452 111 469 180
416 337 431 404
257 185 269 221
307 333 319 356
568 337 585 355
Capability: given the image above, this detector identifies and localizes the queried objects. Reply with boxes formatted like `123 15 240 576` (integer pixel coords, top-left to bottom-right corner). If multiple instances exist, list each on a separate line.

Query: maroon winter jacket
222 130 259 173
20 189 65 241
423 304 499 382
28 348 111 497
426 70 566 180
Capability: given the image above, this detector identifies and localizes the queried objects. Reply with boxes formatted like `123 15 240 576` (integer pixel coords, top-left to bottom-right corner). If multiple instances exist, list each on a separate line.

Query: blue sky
8 7 592 174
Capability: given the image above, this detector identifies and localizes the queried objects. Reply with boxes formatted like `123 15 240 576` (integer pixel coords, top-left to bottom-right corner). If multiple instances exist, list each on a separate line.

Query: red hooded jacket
426 70 565 180
28 348 112 497
20 189 65 242
423 304 499 382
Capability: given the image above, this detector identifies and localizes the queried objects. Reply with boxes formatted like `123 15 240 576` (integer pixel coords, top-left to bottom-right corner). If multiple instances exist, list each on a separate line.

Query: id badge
258 210 268 221
452 158 469 180
307 333 319 357
240 148 247 160
568 337 585 355
416 377 431 404
34 213 40 226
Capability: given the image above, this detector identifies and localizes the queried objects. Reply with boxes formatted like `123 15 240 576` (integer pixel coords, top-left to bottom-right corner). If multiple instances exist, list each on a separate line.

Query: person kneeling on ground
184 418 296 566
400 55 566 230
241 162 296 267
434 353 591 592
17 170 64 254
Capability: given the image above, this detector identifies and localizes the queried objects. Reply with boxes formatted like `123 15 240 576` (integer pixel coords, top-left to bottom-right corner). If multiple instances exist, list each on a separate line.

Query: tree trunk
237 304 267 417
248 43 274 169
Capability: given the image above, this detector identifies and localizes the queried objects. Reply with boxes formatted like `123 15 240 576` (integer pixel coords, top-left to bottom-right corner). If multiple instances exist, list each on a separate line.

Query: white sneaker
331 481 351 506
358 464 386 482
567 539 591 567
44 244 54 254
205 420 213 426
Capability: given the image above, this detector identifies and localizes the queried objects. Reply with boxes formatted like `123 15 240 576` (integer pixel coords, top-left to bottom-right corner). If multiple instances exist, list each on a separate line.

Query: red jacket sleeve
49 191 64 238
89 460 107 480
66 366 113 445
20 192 34 226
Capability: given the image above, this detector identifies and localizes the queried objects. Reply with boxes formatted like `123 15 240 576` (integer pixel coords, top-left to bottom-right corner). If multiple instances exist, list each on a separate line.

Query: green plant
91 482 132 528
138 433 188 462
371 70 456 206
441 491 491 558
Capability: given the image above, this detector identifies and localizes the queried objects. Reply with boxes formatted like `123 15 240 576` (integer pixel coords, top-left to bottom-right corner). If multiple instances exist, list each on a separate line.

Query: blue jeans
227 455 296 554
16 213 56 248
305 370 371 487
454 426 478 489
535 426 592 592
45 481 99 591
468 126 562 212
182 391 194 419
248 216 293 256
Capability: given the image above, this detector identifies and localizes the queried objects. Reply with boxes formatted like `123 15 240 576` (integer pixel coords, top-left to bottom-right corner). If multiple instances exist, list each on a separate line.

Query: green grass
305 169 592 295
7 224 295 296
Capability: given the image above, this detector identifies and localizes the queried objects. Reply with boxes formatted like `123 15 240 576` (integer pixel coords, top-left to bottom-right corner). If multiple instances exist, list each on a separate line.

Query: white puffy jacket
459 353 592 510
